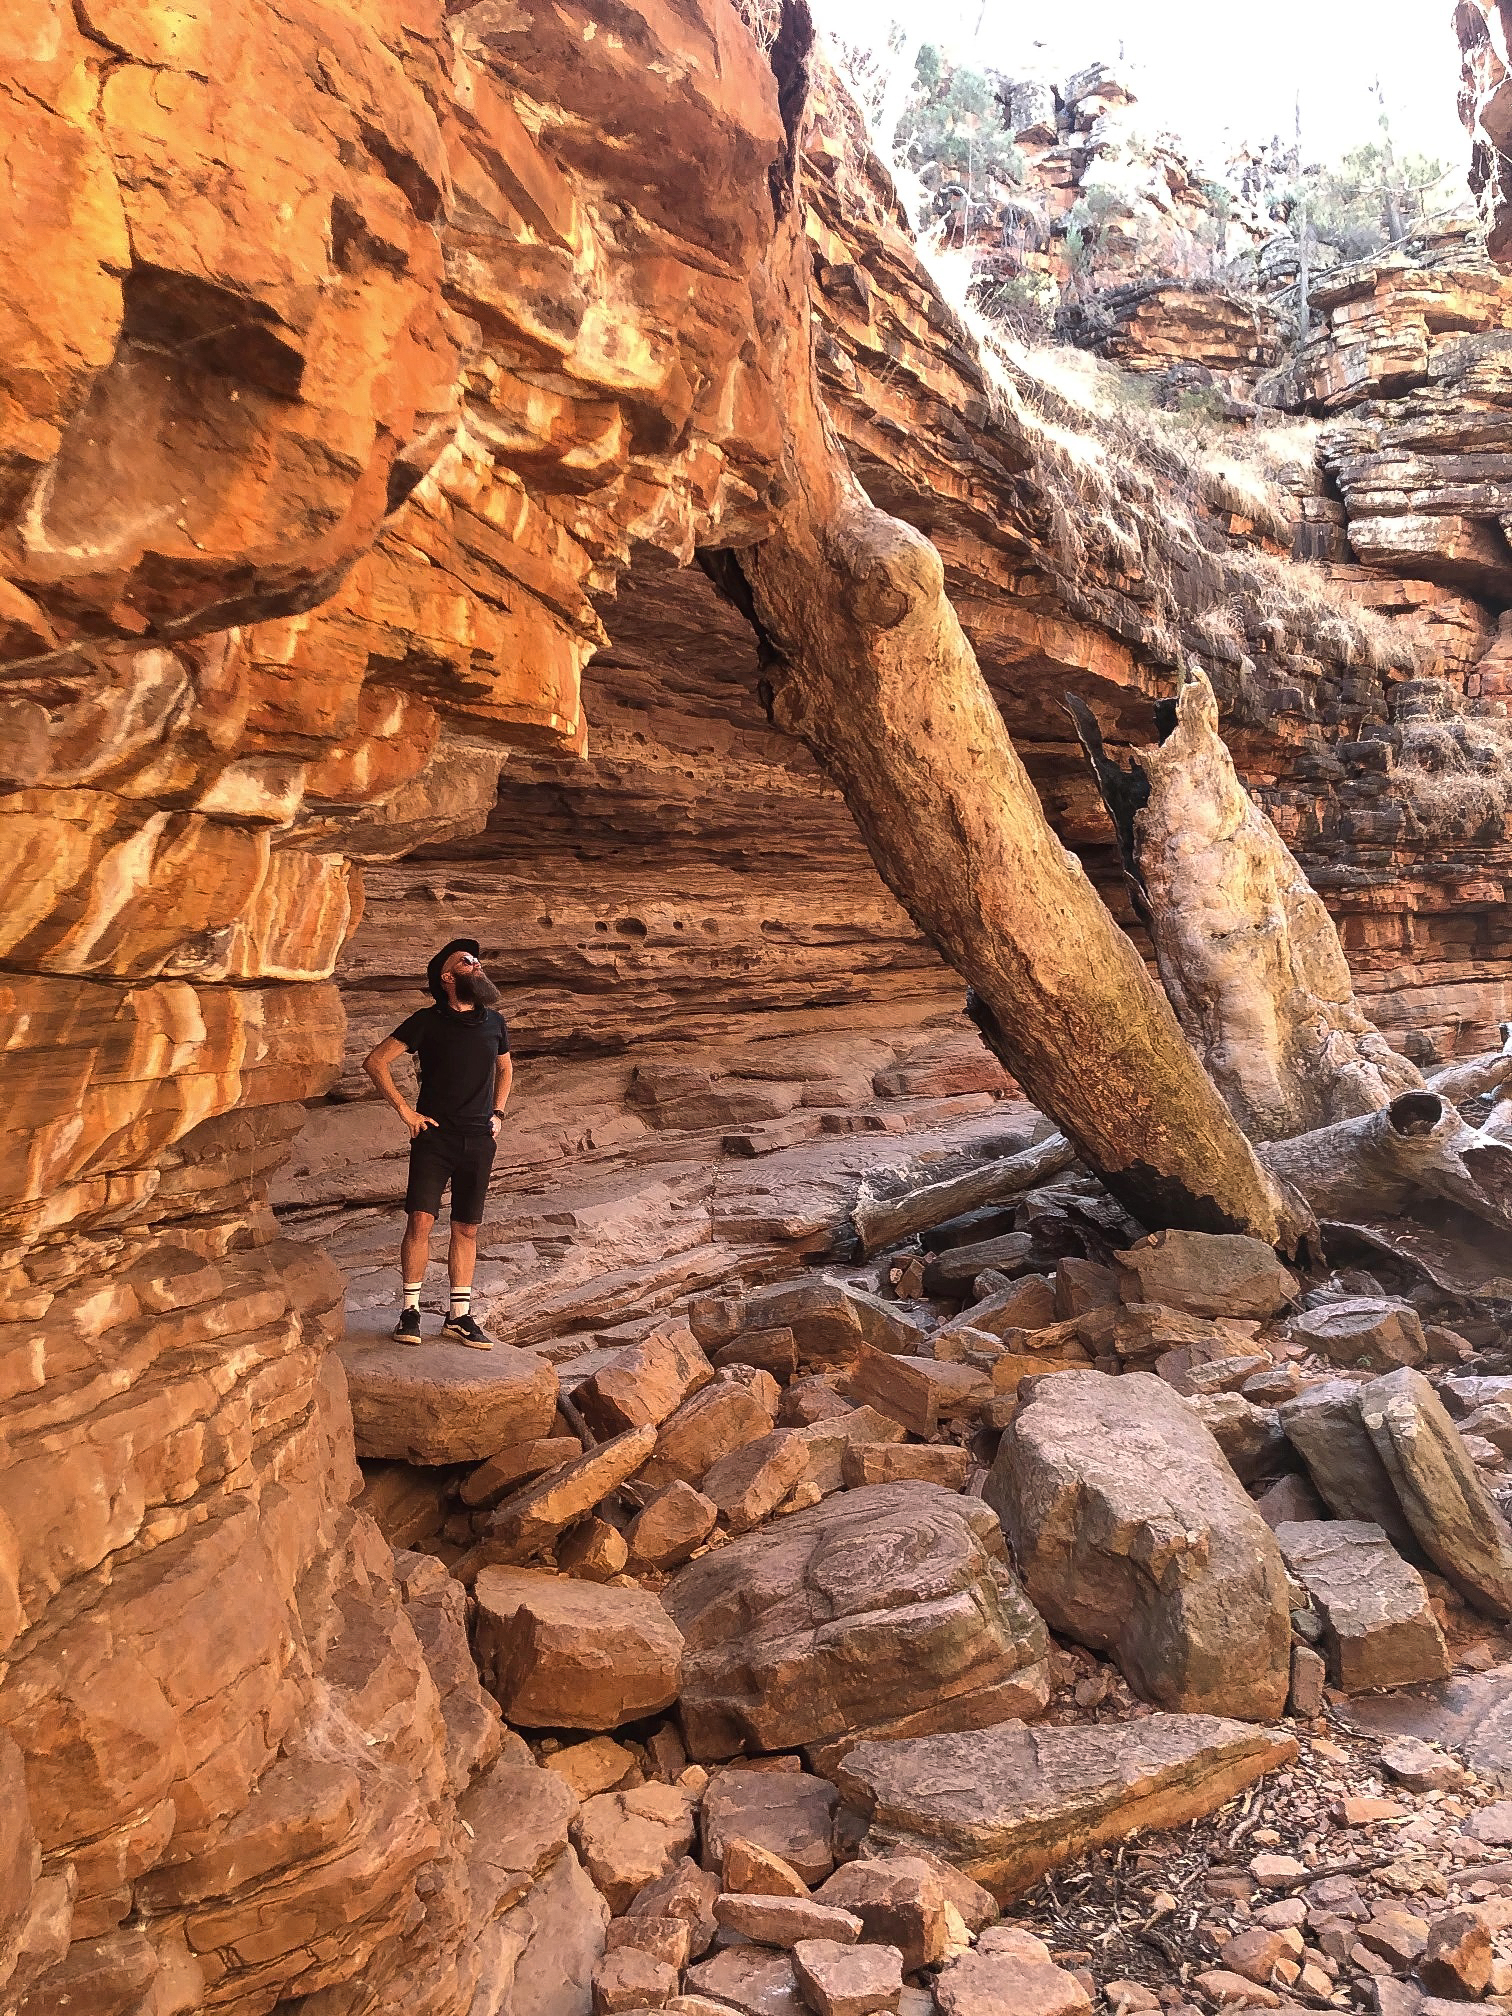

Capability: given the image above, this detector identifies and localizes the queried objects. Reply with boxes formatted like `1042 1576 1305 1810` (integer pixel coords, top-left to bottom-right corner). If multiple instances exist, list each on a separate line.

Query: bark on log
1129 667 1421 1140
725 15 1314 1254
1260 1091 1512 1232
1426 1024 1512 1106
852 1132 1076 1256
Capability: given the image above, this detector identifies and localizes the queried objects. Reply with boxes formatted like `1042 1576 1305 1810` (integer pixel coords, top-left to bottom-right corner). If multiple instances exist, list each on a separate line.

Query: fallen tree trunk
852 1132 1076 1256
1426 1023 1512 1106
726 13 1314 1255
1260 1090 1512 1228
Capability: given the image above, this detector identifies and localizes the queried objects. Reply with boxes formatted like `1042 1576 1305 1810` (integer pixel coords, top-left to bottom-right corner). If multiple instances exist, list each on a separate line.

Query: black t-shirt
391 1005 509 1130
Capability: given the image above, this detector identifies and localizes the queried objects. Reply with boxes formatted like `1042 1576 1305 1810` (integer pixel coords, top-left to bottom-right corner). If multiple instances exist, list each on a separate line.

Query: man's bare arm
364 1036 436 1139
490 1053 514 1138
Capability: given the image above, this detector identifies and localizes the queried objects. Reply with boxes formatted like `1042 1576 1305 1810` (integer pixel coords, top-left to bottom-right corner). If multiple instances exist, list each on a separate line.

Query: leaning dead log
1260 1091 1512 1230
724 15 1313 1255
1128 667 1421 1140
852 1131 1076 1256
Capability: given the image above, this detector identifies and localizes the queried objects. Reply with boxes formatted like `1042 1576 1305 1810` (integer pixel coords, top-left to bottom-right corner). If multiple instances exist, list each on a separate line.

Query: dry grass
1394 685 1512 834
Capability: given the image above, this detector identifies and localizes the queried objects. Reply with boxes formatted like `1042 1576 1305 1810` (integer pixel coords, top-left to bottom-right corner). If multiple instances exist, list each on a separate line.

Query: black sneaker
441 1311 493 1350
393 1307 423 1346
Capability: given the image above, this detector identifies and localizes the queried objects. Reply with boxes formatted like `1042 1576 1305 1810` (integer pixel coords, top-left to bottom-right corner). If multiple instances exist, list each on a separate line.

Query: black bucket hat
426 937 481 1003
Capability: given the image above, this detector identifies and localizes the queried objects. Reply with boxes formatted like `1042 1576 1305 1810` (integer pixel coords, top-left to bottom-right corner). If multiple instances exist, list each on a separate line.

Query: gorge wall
2 3 1512 2014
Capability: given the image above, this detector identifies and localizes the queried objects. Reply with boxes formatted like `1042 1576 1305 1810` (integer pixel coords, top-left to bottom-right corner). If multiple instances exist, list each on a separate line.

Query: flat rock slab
714 1892 862 1948
985 1370 1291 1721
1338 1664 1512 1789
1275 1520 1449 1692
337 1334 558 1463
1359 1368 1512 1620
474 1569 683 1731
835 1714 1299 1901
663 1483 1050 1763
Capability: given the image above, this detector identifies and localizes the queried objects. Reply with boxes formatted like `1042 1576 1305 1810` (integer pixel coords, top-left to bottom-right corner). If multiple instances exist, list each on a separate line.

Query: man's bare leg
394 1209 435 1343
442 1220 490 1347
401 1209 435 1285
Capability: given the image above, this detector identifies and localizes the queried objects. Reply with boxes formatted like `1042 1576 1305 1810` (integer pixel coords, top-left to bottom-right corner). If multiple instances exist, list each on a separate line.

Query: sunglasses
452 953 481 968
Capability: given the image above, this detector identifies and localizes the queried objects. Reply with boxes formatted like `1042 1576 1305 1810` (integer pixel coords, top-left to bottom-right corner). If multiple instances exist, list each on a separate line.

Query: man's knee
405 1210 436 1236
450 1218 480 1241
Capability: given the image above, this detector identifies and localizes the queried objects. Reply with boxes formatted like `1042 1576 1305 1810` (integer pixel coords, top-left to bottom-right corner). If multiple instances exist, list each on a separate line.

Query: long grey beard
454 969 502 1008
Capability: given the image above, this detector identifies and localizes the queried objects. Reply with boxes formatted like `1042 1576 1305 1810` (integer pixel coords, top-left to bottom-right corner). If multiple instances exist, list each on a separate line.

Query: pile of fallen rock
338 1172 1512 2016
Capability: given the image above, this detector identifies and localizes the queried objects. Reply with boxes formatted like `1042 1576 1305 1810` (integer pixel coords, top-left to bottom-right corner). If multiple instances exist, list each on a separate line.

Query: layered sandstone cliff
2 5 1511 2015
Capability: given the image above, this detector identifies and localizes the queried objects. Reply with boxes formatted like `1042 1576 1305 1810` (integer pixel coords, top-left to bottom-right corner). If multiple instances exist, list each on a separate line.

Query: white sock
402 1282 423 1313
449 1285 471 1318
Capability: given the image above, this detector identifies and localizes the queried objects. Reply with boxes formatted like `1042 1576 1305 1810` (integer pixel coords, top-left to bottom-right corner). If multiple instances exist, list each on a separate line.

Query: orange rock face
0 2 787 2009
2 4 1510 2010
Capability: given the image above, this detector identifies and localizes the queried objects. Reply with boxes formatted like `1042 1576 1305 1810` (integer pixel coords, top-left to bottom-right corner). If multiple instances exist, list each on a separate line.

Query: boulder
544 1738 639 1802
1114 1231 1297 1320
460 1425 656 1573
934 1946 1091 2016
701 1769 839 1888
1277 1381 1416 1547
724 1837 811 1898
1287 1298 1427 1370
573 1784 697 1913
485 1845 608 2016
663 1483 1051 1763
557 1517 630 1582
1359 1368 1512 1619
461 1436 584 1510
985 1370 1291 1720
1273 1521 1450 1692
701 1430 810 1533
737 1280 923 1367
685 1947 807 2016
845 1346 990 1436
793 1940 904 2016
604 1916 693 1968
627 1856 720 1957
835 1714 1298 1899
460 1756 579 1922
575 1324 713 1439
592 1947 678 2013
1253 1474 1326 1530
639 1379 778 1493
474 1569 683 1730
1186 1392 1287 1484
626 1482 718 1572
814 1856 948 1972
338 1337 558 1463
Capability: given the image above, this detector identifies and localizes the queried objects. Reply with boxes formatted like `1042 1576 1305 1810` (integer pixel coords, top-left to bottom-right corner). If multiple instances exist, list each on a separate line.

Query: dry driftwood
725 20 1313 1255
1260 1090 1512 1229
1426 1023 1512 1106
852 1131 1076 1256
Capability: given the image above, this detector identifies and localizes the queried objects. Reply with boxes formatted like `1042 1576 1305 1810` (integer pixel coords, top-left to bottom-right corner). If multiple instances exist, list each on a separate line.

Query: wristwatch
491 1108 505 1119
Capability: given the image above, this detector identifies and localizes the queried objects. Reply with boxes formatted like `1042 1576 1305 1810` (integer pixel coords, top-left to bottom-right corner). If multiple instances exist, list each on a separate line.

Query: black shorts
405 1125 496 1223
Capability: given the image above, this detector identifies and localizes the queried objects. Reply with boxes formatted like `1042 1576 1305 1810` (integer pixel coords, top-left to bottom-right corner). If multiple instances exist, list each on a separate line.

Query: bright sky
814 0 1471 177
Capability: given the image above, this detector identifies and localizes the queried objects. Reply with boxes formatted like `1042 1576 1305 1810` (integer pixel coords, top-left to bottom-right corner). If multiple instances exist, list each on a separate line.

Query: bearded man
363 937 512 1348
